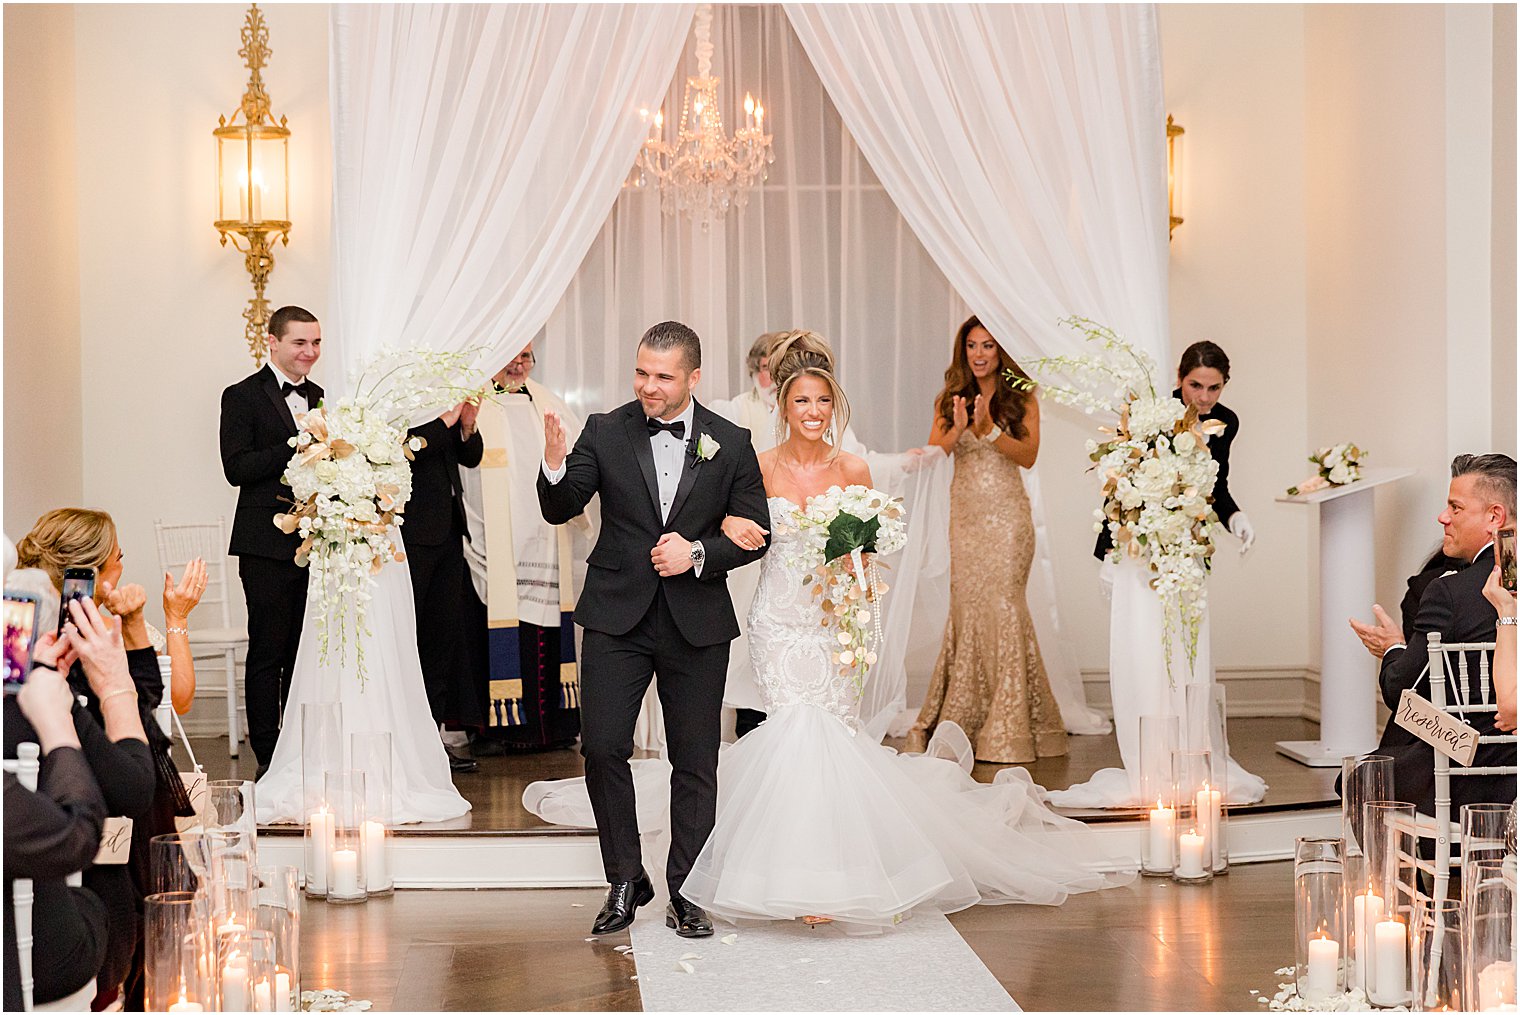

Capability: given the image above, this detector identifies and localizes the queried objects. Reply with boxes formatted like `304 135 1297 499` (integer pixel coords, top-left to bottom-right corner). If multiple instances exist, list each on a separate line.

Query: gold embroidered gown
909 430 1066 764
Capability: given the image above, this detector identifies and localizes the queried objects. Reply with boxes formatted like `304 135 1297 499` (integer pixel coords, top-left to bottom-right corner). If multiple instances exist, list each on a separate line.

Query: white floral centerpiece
275 347 482 681
1287 443 1367 496
1011 317 1223 682
785 485 908 694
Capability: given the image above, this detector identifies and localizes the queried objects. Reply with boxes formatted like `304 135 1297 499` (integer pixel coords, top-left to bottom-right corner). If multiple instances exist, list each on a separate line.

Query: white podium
1274 466 1416 766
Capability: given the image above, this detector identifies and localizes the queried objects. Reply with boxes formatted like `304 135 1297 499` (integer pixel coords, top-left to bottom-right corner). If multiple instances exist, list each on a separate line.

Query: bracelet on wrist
1498 616 1518 627
98 687 138 707
983 425 1003 443
165 626 189 636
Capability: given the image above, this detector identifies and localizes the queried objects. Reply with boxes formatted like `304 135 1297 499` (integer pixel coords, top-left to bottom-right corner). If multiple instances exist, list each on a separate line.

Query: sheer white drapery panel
326 3 695 410
536 5 1106 737
783 3 1170 365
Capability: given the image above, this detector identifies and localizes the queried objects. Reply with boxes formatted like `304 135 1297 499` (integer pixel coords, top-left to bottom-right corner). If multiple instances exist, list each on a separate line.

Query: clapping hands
163 557 207 623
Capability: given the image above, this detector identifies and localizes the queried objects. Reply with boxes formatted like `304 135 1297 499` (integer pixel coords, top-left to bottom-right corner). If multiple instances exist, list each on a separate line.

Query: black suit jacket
537 399 771 646
220 368 323 560
404 418 484 547
1372 545 1515 815
1094 392 1240 560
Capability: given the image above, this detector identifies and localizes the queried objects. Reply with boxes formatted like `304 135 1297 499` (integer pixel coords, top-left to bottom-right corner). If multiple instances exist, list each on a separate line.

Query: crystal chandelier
628 4 773 228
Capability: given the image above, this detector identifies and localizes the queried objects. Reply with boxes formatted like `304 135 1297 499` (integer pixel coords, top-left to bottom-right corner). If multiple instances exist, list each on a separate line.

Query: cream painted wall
4 5 84 535
1493 3 1517 454
71 3 330 639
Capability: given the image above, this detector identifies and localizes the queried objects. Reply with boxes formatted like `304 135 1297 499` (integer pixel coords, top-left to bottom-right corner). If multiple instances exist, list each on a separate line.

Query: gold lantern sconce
214 3 291 366
1167 114 1184 239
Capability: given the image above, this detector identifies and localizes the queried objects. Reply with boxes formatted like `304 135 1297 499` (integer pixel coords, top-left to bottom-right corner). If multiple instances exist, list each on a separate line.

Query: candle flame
744 93 755 115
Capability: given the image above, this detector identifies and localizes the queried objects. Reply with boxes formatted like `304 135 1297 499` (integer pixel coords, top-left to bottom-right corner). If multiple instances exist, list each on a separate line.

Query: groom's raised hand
651 532 695 578
543 410 568 471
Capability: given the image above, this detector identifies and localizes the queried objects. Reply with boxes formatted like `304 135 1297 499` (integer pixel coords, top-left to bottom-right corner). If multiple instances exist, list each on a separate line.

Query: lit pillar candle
253 978 273 1012
168 997 204 1013
1306 932 1340 1001
1480 960 1517 1011
275 970 294 1012
221 953 249 1012
331 848 360 897
1195 786 1223 866
361 819 388 888
1147 801 1175 870
1177 829 1207 879
1373 918 1407 1004
1352 890 1384 991
307 807 333 892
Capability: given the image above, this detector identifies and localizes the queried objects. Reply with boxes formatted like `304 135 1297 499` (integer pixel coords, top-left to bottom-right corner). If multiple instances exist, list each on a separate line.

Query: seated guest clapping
4 636 111 1011
1349 453 1518 815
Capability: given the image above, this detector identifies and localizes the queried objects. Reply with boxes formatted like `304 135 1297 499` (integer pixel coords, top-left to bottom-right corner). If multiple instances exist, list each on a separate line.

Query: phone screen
4 593 40 693
1500 528 1517 594
58 571 95 633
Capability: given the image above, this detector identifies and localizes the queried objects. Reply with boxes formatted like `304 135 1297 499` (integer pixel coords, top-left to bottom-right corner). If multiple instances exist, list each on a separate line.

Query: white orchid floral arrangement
276 346 483 682
1009 317 1223 683
784 485 908 696
1287 443 1367 496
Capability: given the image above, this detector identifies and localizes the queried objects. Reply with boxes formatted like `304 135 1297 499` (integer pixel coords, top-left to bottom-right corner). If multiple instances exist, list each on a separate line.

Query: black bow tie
647 418 685 439
280 380 311 399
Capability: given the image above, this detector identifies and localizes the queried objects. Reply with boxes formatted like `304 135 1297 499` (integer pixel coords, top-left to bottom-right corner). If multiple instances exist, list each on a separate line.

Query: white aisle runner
629 913 1021 1012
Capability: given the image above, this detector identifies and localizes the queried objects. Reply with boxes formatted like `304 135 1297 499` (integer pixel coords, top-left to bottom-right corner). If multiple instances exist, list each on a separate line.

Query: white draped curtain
327 3 695 399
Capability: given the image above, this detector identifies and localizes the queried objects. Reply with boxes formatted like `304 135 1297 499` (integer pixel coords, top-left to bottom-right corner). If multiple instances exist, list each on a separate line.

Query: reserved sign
94 817 133 865
1395 688 1480 766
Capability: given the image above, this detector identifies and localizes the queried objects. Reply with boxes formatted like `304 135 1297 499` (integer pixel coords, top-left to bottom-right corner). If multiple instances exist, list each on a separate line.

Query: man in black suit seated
1349 453 1518 816
404 401 485 771
219 306 323 775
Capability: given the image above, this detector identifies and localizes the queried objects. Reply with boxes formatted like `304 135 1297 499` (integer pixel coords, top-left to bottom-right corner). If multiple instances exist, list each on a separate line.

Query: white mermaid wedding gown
526 493 1134 929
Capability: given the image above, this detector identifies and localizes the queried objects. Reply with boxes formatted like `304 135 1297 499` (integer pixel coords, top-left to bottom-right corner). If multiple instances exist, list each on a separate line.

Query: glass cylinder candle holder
206 779 258 865
214 923 273 1012
1170 749 1213 884
254 864 301 1012
1412 897 1464 1012
1342 755 1395 992
1365 801 1419 1007
1139 714 1180 876
350 731 394 895
149 831 215 896
1461 803 1516 898
324 770 367 904
300 702 344 895
144 891 212 1013
1463 859 1516 1012
1295 837 1347 1003
1185 683 1232 873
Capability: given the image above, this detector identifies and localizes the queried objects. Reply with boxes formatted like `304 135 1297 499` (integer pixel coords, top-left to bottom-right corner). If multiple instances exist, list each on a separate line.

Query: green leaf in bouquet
823 512 880 563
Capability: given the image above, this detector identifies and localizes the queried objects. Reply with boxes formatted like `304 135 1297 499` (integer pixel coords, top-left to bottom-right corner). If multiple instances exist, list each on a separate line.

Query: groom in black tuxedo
538 321 771 938
219 306 323 773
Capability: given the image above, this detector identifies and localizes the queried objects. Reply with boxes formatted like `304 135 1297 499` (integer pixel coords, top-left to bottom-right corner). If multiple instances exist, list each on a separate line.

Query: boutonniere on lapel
691 433 721 464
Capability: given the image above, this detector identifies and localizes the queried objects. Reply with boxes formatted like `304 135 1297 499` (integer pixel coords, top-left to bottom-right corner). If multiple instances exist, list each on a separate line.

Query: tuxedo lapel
665 402 709 525
622 407 664 522
259 369 299 438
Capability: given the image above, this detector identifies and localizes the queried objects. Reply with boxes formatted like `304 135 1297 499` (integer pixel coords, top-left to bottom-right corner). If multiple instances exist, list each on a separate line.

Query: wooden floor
190 715 1337 834
299 863 1296 1011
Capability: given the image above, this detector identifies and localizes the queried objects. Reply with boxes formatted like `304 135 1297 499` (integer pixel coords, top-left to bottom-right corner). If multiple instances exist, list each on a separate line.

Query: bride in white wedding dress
526 331 1133 928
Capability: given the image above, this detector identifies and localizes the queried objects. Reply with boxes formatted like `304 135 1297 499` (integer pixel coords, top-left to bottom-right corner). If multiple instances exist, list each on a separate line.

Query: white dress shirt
542 398 703 574
266 362 310 425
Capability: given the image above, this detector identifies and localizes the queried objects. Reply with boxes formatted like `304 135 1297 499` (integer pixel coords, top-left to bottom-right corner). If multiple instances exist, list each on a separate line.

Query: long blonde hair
769 329 851 454
15 508 117 592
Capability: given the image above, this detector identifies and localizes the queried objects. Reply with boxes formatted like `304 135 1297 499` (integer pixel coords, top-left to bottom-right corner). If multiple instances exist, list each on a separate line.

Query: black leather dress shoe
666 896 714 938
591 873 655 935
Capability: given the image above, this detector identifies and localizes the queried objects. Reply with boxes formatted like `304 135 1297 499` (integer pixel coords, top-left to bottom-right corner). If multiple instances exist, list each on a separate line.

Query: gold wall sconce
1167 114 1184 240
214 3 291 365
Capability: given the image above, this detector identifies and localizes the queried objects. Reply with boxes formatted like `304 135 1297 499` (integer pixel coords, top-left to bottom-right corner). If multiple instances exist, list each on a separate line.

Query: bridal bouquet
791 486 908 693
1010 317 1222 682
1286 443 1366 496
276 346 482 682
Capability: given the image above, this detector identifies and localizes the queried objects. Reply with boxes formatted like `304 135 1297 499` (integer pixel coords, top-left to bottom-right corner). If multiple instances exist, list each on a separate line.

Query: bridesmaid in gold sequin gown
907 316 1067 764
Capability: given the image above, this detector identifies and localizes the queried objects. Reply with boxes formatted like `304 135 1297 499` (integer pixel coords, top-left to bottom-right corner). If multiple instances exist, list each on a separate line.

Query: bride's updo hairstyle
769 329 851 453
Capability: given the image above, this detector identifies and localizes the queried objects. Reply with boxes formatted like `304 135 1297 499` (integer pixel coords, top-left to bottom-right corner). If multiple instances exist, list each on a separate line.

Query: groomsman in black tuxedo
1350 453 1517 816
404 401 485 771
219 306 323 775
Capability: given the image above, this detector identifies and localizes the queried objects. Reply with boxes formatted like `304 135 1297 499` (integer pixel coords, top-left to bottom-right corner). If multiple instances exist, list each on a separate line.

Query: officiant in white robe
461 346 594 750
